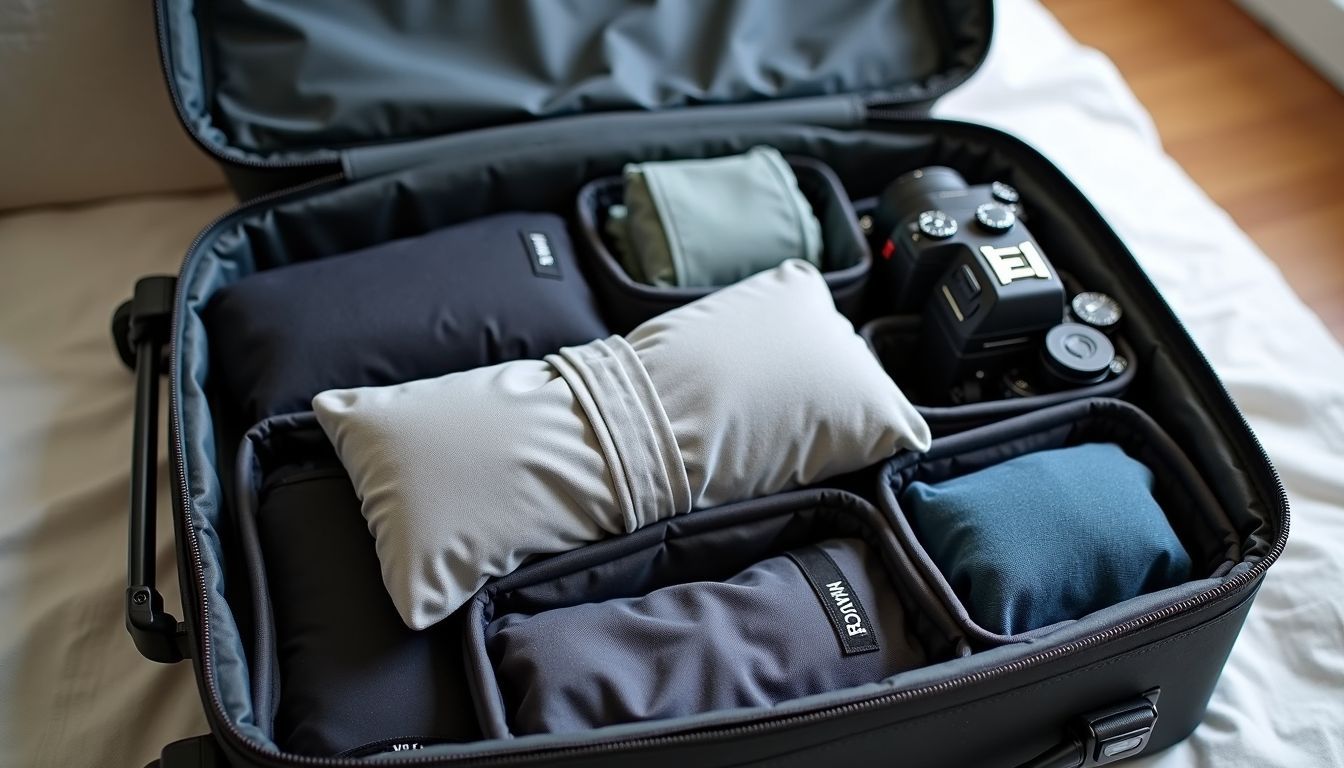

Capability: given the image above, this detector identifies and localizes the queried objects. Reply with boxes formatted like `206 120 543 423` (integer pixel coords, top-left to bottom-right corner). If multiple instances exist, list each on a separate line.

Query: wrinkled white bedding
1 1 1339 765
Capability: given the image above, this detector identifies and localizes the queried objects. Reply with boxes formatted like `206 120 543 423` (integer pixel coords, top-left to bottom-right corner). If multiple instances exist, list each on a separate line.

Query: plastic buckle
1075 688 1160 766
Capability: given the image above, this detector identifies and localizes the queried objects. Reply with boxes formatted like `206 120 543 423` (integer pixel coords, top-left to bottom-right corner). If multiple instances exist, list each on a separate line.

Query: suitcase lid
157 0 991 181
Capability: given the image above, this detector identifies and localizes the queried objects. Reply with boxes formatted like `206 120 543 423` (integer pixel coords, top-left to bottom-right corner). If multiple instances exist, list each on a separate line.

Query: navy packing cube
204 212 608 426
113 2 1287 767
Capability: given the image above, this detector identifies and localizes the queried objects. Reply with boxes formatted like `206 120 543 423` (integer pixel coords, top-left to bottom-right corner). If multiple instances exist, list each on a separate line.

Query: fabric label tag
787 545 880 656
520 230 563 279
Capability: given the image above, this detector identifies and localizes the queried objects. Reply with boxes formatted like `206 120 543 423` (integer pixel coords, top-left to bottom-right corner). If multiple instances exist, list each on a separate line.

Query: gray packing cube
613 146 822 288
464 490 968 737
203 212 609 426
312 260 930 630
578 154 871 331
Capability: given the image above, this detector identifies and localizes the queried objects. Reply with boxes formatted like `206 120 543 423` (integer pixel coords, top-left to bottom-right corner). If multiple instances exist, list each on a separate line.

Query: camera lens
1041 323 1115 386
883 166 968 212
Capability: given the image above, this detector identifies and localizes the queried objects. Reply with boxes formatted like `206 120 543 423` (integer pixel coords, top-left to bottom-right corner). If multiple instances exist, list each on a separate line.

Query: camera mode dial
975 202 1016 233
917 210 959 240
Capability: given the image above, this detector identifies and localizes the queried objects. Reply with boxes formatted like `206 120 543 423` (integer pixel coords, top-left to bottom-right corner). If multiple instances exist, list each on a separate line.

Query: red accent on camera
881 239 896 260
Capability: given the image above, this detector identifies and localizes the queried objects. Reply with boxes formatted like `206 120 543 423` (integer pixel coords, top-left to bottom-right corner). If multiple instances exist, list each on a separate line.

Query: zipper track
166 126 1289 768
152 0 339 172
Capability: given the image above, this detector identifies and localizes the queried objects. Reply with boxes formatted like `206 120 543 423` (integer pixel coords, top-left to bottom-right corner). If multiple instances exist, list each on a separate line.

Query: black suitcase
114 1 1288 766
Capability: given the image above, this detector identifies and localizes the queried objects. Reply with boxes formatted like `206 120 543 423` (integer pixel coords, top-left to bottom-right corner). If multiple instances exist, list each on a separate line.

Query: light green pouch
613 146 823 288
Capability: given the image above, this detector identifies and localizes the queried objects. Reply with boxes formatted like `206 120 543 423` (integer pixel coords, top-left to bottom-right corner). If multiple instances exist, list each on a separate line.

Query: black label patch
339 737 456 758
521 230 562 279
787 545 880 656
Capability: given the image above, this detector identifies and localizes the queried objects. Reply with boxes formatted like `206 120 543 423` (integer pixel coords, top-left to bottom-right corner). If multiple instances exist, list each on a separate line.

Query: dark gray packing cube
464 490 966 737
117 1 1288 767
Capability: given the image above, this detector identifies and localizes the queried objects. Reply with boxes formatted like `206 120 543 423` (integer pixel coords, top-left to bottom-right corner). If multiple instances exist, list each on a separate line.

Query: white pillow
314 260 930 629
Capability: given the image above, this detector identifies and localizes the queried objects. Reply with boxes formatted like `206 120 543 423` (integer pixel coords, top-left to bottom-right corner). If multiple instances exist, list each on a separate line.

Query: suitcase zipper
152 1 341 173
165 154 1288 768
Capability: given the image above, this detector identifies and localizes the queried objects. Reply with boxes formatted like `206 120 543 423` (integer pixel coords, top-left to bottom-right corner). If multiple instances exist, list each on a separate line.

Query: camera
873 167 1126 404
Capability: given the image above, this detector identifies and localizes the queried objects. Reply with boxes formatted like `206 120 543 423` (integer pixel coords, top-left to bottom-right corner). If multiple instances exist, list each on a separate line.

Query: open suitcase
113 2 1289 766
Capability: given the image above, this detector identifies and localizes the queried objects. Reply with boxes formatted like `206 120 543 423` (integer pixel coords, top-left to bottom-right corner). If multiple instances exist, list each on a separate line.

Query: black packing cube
204 212 608 426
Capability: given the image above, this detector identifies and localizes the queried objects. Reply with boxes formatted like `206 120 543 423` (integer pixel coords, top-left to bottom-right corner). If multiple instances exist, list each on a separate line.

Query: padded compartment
464 489 968 737
576 155 870 331
205 212 609 426
170 121 1283 758
234 415 481 757
861 315 1137 434
879 398 1246 646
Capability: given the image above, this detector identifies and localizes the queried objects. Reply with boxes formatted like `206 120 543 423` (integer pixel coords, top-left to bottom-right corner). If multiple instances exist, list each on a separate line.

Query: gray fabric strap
549 336 691 532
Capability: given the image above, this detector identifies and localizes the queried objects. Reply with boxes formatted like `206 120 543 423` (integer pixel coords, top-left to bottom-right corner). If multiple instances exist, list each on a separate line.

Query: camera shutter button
975 203 1016 233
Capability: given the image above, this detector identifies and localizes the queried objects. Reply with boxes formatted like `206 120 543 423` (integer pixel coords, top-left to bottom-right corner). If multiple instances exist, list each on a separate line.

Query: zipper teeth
167 175 344 764
168 145 1289 768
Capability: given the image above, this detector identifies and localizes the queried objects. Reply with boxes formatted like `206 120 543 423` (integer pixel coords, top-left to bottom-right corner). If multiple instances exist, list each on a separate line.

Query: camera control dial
1071 291 1123 334
916 210 959 240
991 181 1021 204
975 202 1016 233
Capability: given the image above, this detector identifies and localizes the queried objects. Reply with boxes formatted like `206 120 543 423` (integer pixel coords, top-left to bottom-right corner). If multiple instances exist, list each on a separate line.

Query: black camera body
875 167 1121 404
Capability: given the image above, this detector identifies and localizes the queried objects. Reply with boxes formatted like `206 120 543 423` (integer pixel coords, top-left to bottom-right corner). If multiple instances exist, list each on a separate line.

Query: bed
1 1 1340 765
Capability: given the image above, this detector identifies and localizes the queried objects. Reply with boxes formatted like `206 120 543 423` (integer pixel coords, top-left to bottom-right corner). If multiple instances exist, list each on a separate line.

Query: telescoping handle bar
114 275 189 664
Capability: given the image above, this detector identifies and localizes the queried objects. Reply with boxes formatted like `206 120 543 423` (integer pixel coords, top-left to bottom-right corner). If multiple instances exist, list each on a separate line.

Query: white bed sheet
1 1 1340 766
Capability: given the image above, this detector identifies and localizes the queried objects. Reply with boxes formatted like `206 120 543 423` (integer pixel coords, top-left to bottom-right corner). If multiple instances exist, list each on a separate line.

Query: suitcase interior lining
174 123 1276 756
164 0 990 160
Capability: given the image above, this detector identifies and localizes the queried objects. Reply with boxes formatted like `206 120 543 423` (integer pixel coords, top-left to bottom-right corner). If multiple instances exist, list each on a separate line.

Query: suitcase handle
115 276 190 664
149 734 229 768
1019 689 1161 768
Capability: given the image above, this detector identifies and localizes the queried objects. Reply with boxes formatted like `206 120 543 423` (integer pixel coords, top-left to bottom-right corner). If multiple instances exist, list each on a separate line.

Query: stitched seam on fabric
758 148 814 262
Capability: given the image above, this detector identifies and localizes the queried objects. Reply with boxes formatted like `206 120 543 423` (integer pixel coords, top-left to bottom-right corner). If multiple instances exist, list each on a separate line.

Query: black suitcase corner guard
115 276 191 664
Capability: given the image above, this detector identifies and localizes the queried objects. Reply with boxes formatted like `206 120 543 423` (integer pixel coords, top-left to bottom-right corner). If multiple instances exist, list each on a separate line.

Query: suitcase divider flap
155 0 992 188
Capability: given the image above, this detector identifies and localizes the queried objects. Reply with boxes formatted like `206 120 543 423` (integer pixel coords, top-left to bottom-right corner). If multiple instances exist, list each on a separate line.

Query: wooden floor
1040 0 1344 340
